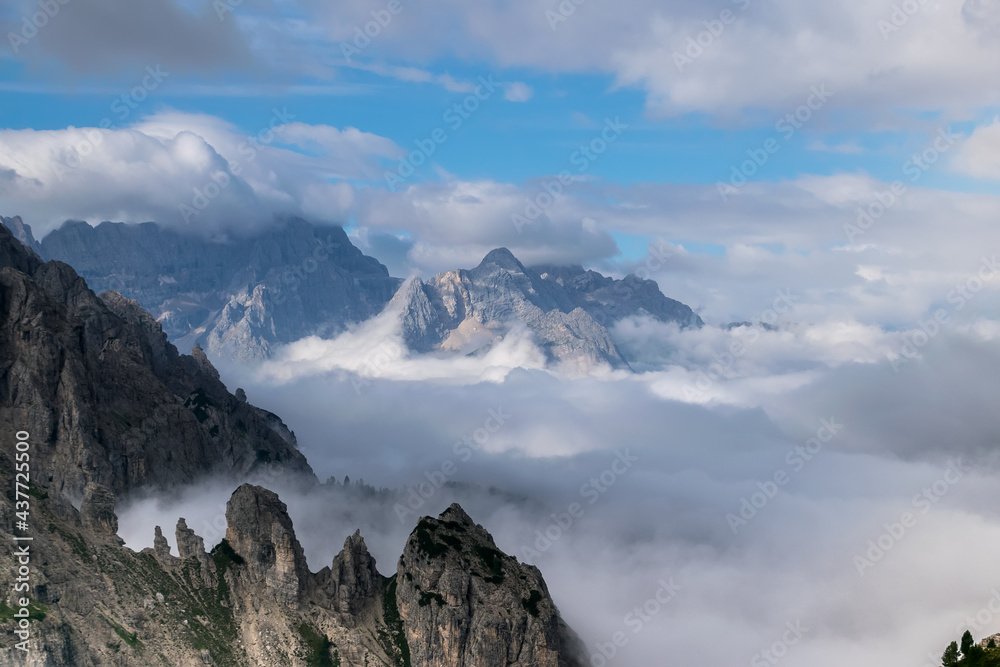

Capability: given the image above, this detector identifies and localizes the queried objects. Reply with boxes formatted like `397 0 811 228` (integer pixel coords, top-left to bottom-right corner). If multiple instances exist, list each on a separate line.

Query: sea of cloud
115 309 1000 667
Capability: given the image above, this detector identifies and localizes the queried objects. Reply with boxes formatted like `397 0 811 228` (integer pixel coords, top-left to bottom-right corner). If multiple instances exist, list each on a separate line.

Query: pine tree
963 631 976 657
944 641 960 667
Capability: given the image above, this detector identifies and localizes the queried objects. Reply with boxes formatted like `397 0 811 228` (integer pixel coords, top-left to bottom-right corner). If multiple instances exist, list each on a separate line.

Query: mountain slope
0 479 586 666
386 247 701 370
0 216 40 256
0 221 313 499
0 221 585 666
6 217 702 370
33 217 401 361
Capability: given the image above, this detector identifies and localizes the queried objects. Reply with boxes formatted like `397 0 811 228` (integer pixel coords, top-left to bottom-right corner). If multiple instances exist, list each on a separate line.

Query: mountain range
1 216 701 370
0 219 585 666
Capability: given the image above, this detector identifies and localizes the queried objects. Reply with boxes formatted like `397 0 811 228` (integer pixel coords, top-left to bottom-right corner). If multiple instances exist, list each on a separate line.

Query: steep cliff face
0 222 313 499
395 504 585 667
386 247 701 370
220 488 585 667
0 481 584 666
31 217 401 362
0 216 41 256
530 263 703 330
0 222 585 665
7 216 701 370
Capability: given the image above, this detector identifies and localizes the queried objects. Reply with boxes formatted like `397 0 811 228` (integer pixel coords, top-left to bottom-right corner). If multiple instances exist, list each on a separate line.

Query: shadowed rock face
218 487 586 667
224 484 312 606
0 222 314 499
31 217 402 362
386 247 702 370
0 215 41 255
0 479 586 666
317 529 383 614
10 216 701 370
395 504 586 667
80 483 119 537
0 222 585 665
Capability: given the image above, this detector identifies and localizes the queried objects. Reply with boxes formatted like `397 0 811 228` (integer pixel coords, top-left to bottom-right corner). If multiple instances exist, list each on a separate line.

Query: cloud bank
110 317 1000 667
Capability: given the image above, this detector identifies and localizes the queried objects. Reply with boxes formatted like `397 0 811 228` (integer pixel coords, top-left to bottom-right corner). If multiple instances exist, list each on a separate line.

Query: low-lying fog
118 313 1000 667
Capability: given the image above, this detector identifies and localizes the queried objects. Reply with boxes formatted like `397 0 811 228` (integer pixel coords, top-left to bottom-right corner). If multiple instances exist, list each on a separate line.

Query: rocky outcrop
176 518 217 586
395 504 585 667
80 482 119 538
386 247 701 370
0 218 584 666
317 530 383 614
213 485 583 666
153 525 172 561
0 221 314 500
384 277 446 353
531 263 703 329
224 484 311 606
0 442 582 666
30 216 401 362
222 485 394 665
0 215 41 256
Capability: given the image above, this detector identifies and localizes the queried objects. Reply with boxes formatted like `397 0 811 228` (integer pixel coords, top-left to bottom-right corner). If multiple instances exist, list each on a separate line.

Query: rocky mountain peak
0 214 41 255
440 502 476 526
176 517 217 586
0 220 315 499
385 244 701 371
478 247 528 274
190 342 221 380
319 529 383 614
224 483 311 605
153 525 172 561
21 216 402 362
0 218 42 274
395 505 586 666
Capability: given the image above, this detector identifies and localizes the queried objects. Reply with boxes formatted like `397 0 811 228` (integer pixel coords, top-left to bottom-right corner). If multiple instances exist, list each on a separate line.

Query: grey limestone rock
0 221 314 500
31 216 401 363
395 504 586 667
387 247 702 370
80 482 119 538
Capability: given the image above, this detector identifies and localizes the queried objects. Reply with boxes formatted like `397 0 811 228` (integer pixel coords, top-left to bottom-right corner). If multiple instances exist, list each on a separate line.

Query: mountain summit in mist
5 216 700 370
0 217 585 664
387 246 701 369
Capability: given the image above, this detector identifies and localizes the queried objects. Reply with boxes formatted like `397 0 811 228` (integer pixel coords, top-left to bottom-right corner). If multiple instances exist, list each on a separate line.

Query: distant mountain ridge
3 216 701 369
387 247 702 369
31 216 401 361
0 219 585 666
0 219 314 499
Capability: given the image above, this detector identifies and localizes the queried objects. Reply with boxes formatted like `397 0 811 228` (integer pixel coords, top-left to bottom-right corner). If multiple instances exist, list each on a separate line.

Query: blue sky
2 56 995 193
10 6 1000 666
2 0 1000 323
